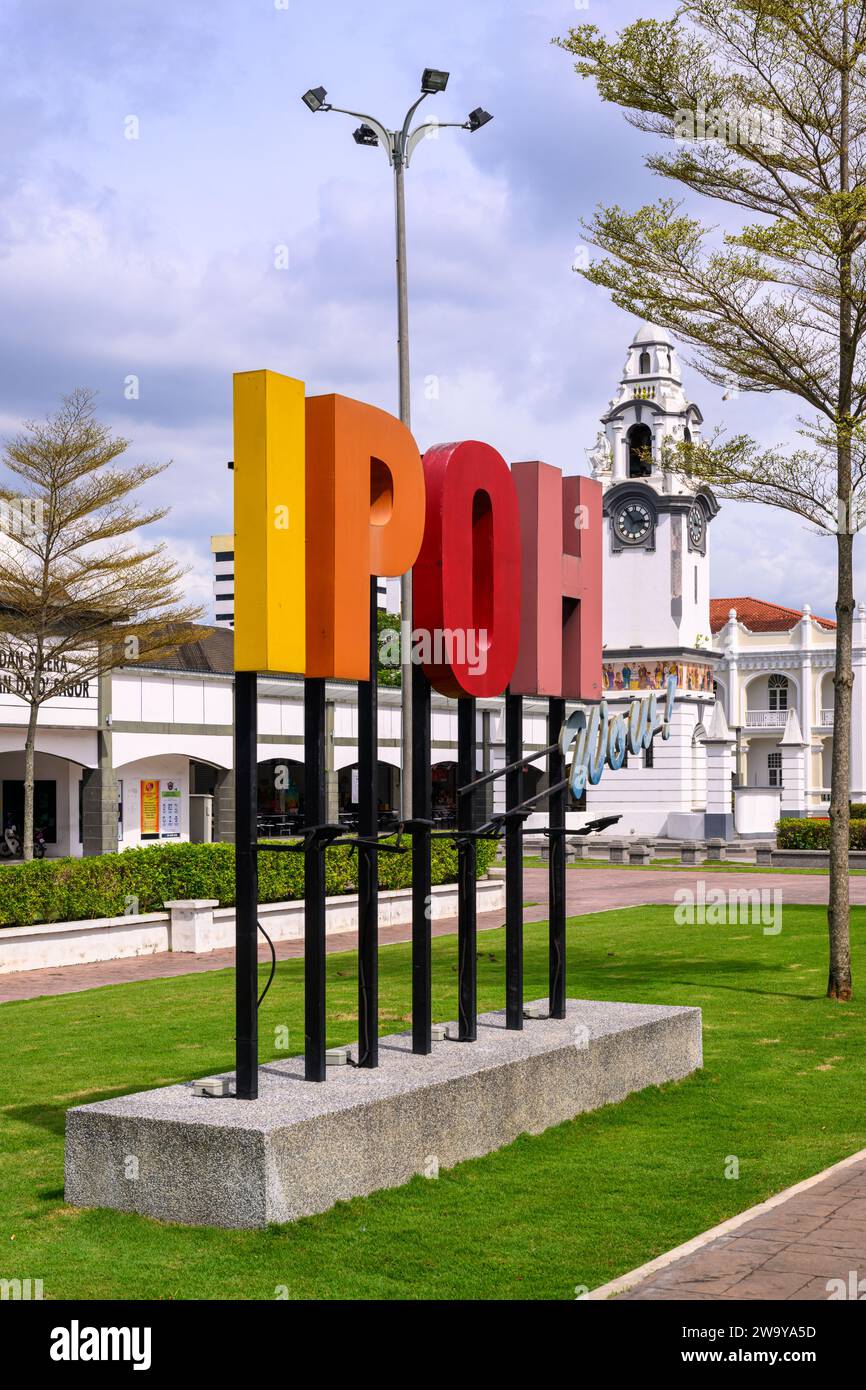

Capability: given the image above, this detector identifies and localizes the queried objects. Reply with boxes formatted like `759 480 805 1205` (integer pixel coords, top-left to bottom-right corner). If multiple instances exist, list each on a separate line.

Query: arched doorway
627 423 653 477
338 761 401 831
432 761 457 826
0 750 83 857
257 758 305 835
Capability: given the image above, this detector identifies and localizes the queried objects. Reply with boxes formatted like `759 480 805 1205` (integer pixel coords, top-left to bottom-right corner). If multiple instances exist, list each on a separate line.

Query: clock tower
582 324 729 840
588 323 719 649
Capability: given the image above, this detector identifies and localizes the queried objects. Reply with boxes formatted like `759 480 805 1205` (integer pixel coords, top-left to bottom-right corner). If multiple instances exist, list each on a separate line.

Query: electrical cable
256 919 276 1008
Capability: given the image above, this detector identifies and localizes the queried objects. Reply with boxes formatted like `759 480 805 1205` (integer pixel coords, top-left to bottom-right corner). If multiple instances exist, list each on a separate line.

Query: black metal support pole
505 690 523 1030
357 578 379 1068
411 655 432 1054
457 697 477 1041
304 678 327 1081
234 671 258 1099
548 697 567 1020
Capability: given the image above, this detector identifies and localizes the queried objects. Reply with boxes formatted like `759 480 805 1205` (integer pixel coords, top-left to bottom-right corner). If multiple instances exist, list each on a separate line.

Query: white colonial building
711 596 866 834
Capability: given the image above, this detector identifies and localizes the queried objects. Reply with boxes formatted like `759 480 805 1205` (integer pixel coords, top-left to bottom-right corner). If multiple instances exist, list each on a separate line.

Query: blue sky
0 0 847 622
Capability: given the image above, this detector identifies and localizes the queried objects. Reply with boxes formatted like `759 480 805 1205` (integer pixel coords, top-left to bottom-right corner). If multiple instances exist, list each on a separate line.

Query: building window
768 674 789 712
645 742 654 769
768 751 783 788
639 350 651 374
691 727 707 810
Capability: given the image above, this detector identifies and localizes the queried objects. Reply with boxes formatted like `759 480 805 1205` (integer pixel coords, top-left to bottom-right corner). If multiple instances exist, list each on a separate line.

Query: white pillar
703 700 736 838
722 608 741 726
779 709 809 819
611 422 626 480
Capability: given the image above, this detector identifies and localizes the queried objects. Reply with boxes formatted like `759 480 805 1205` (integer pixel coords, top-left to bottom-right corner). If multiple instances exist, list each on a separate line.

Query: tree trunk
23 699 38 863
828 528 854 999
829 3 854 1001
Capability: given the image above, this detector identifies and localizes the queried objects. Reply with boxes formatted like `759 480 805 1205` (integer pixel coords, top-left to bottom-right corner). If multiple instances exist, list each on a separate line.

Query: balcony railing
744 709 787 728
745 708 834 729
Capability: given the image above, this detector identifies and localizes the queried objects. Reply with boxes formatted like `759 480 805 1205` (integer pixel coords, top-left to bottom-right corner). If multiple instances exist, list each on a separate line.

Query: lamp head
302 86 328 112
467 107 493 132
353 123 380 147
421 68 450 94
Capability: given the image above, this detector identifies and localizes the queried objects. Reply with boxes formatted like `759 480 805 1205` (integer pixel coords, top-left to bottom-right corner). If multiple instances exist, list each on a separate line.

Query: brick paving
615 1152 866 1301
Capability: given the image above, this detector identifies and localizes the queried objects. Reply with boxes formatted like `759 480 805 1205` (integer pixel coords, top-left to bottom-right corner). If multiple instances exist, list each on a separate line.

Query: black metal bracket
456 742 560 797
256 822 343 853
347 832 409 856
257 825 411 856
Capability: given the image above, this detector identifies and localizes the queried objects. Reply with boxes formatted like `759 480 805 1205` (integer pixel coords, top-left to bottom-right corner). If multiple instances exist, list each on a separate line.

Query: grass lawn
2 904 864 1300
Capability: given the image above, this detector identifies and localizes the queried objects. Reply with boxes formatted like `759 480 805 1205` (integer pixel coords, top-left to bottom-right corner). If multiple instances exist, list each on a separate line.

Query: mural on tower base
602 659 714 695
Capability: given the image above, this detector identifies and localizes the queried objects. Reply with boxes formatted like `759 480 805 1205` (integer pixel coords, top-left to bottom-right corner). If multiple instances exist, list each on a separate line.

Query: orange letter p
305 395 425 679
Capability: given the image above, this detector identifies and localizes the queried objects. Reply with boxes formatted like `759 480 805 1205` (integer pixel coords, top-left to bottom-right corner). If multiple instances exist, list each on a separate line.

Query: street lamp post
302 72 493 818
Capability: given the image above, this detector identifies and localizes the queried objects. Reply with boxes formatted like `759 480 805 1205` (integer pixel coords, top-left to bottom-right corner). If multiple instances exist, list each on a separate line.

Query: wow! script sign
561 677 677 798
233 371 602 701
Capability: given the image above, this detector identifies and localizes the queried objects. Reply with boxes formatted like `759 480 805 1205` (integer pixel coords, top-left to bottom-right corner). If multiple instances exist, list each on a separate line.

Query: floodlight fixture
467 107 493 132
421 68 450 94
302 86 328 112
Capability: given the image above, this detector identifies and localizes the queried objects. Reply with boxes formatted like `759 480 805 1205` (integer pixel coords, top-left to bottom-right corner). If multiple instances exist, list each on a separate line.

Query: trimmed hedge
776 817 866 850
0 836 498 929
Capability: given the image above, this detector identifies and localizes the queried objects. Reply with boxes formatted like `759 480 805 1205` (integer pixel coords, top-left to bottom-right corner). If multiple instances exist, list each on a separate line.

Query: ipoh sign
232 370 602 701
230 368 672 1096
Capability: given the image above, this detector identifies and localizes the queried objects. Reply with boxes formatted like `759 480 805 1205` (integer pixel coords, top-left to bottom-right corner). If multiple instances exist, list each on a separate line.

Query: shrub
0 834 499 928
776 817 866 850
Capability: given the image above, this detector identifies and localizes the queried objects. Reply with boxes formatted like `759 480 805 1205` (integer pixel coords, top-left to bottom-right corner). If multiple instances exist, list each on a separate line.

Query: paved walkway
2 864 854 1004
605 1149 866 1301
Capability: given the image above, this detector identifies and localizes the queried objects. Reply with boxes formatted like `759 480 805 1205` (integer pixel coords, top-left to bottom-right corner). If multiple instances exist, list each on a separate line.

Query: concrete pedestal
65 998 702 1229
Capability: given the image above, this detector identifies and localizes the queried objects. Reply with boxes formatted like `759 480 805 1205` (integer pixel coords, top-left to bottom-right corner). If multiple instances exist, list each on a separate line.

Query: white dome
631 322 672 347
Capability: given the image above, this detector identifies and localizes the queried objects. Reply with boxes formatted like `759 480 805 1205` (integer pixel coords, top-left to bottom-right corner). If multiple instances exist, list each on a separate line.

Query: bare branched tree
0 389 206 859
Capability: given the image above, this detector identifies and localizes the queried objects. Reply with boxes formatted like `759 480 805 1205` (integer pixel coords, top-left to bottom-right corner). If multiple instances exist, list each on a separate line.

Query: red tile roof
710 597 836 634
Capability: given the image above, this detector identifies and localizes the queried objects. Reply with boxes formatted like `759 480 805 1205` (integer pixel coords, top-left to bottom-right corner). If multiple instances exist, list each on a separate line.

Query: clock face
615 501 652 544
688 504 705 547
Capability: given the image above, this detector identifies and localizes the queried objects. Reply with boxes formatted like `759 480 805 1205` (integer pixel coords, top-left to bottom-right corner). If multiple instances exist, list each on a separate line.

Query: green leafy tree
377 607 402 687
558 0 866 1000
